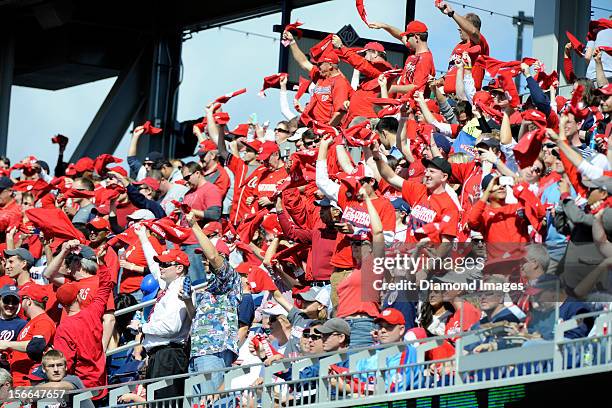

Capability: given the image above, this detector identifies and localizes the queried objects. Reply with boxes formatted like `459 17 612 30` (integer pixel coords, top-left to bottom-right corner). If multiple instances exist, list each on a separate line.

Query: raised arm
500 111 513 145
43 240 81 286
593 48 610 87
438 1 481 44
397 114 415 163
284 31 314 72
134 224 162 285
206 104 228 161
315 136 340 202
335 144 356 174
362 189 384 259
279 75 298 120
186 212 223 270
368 21 406 43
371 140 405 190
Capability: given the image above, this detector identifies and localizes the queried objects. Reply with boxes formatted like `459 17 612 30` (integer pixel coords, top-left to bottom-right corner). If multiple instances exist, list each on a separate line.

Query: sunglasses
306 333 322 340
531 166 543 174
159 262 180 269
303 139 317 147
275 128 290 134
183 173 194 181
1 296 19 305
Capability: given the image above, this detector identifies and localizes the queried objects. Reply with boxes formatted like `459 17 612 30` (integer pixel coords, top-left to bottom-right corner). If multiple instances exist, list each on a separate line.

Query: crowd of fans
0 1 611 406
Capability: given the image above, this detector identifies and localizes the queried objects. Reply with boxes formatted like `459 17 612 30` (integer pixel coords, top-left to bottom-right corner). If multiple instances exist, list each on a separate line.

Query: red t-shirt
467 200 531 243
227 154 266 225
303 68 352 124
99 246 120 284
181 182 223 245
205 163 231 198
444 34 490 93
0 200 22 231
120 236 166 293
331 185 395 269
401 181 459 242
336 269 380 318
63 275 115 315
53 266 113 395
10 313 56 386
0 275 15 287
398 50 435 92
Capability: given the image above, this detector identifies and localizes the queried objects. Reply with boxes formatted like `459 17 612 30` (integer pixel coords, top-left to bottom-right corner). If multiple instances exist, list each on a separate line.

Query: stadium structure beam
533 0 591 87
0 30 15 157
69 47 150 162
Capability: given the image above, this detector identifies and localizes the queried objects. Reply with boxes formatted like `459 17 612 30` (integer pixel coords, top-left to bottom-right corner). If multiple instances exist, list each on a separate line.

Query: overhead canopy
0 0 331 90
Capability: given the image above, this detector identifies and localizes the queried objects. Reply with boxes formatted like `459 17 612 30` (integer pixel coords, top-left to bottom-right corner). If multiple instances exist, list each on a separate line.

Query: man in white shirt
140 248 191 401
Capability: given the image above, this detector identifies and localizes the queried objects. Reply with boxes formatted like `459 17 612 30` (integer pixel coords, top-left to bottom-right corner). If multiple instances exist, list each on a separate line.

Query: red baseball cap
56 282 80 306
235 262 257 275
401 20 428 37
154 249 190 267
107 166 127 177
257 141 280 161
241 139 263 153
19 284 49 304
375 308 406 325
74 157 95 173
317 50 339 64
230 124 250 137
202 221 222 236
364 42 385 53
198 140 218 154
87 216 110 231
133 177 160 191
595 83 612 96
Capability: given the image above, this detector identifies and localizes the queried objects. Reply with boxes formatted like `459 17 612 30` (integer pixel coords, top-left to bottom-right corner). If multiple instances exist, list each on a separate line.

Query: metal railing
37 307 610 408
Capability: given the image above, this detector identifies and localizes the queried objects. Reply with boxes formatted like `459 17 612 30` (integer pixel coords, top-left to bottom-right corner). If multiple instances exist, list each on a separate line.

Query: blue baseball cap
0 284 19 300
391 198 410 214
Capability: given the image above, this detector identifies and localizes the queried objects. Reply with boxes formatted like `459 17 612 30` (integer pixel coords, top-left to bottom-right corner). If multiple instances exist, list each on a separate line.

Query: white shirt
141 277 191 350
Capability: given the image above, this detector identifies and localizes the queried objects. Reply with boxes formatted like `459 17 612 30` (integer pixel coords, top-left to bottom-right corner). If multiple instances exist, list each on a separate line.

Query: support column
533 0 591 87
0 30 15 156
134 30 183 159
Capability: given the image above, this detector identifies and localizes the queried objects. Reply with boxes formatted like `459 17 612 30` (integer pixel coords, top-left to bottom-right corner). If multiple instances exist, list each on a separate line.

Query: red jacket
277 209 337 281
53 264 114 397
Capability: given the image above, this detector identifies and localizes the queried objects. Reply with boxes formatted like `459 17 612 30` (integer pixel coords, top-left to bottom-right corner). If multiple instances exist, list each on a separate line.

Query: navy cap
433 133 452 155
4 248 35 266
422 157 452 176
481 174 495 191
77 245 97 261
314 197 341 210
0 176 14 192
0 284 19 299
144 151 164 163
391 198 410 214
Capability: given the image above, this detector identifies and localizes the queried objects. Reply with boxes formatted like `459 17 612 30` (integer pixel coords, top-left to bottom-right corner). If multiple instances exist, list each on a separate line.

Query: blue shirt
355 345 418 393
0 316 27 341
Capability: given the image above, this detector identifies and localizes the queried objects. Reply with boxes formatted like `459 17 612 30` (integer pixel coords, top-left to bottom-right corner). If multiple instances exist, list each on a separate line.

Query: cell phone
183 276 192 298
499 176 514 186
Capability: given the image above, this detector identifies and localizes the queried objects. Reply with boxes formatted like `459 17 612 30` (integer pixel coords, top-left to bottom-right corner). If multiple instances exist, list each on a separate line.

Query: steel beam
0 29 15 157
69 46 150 162
133 31 183 159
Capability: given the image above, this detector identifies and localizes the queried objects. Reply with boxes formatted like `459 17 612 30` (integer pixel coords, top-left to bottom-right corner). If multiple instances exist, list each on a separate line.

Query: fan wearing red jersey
250 142 289 211
368 20 435 95
0 284 56 387
315 136 395 307
436 1 489 92
373 149 460 243
205 104 264 225
43 241 116 352
53 253 114 398
283 30 353 126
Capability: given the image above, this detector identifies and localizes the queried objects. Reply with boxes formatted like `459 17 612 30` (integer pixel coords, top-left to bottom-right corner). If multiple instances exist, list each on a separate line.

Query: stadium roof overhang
0 0 332 90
